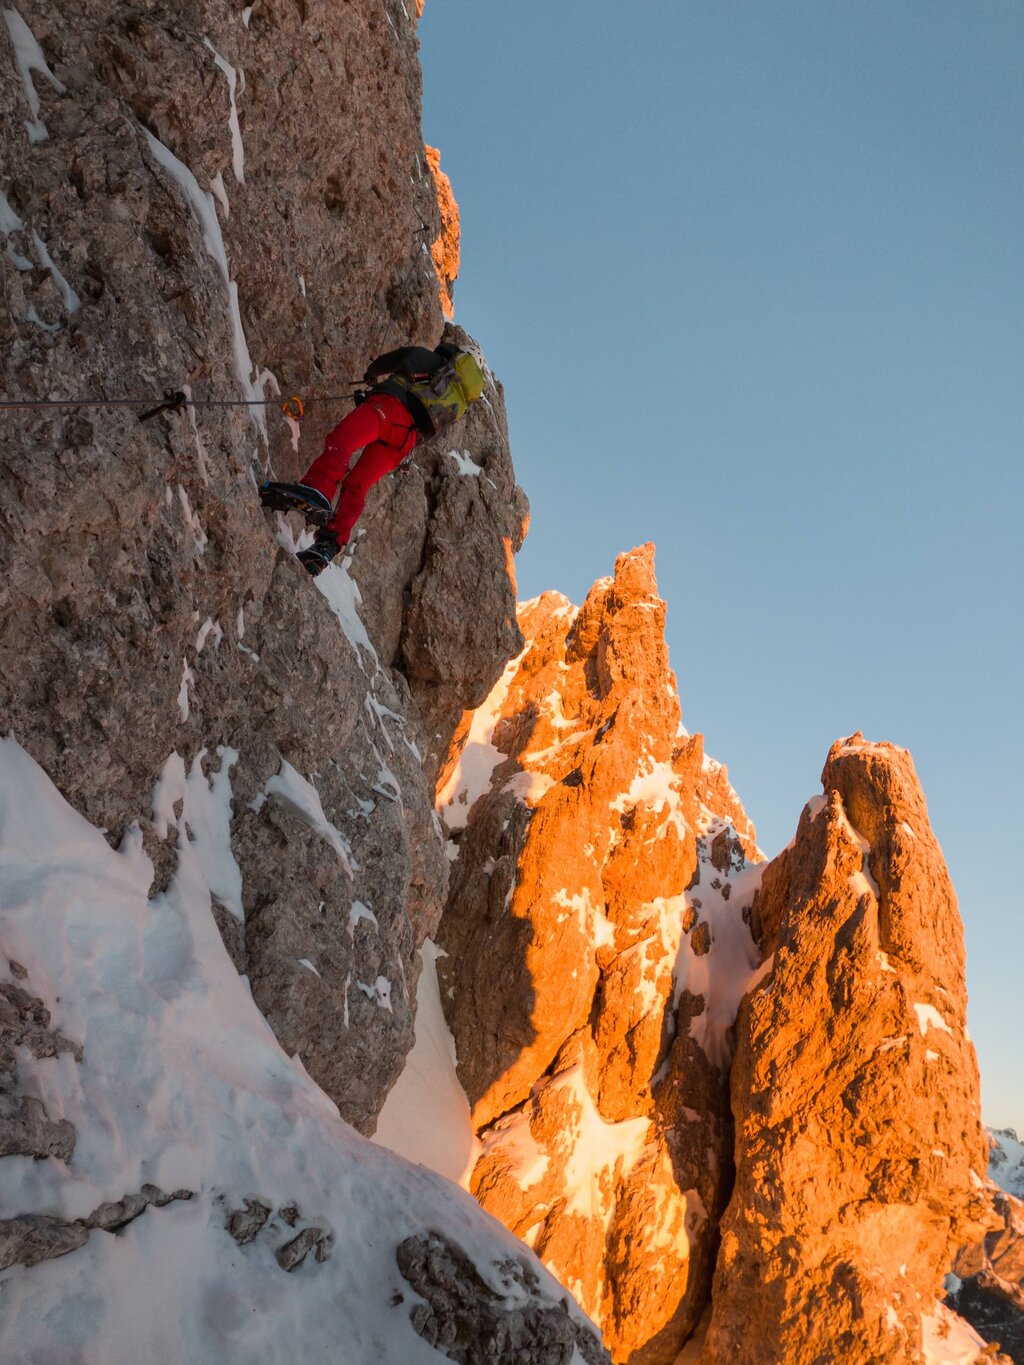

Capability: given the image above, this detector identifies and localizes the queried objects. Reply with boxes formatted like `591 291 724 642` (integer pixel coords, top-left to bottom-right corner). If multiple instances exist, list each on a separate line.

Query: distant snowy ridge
988 1127 1024 1198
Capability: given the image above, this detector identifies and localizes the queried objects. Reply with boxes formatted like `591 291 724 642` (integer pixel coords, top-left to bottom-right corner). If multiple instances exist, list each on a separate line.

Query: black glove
353 388 369 405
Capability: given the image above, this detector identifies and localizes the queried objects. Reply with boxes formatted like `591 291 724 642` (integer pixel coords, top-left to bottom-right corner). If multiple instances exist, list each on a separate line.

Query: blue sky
419 2 1024 1130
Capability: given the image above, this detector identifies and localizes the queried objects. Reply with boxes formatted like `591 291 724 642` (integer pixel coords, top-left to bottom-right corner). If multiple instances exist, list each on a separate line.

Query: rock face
703 734 992 1364
0 6 609 1362
1 968 79 1162
397 1231 612 1365
0 0 524 1138
953 1183 1024 1363
437 546 764 1364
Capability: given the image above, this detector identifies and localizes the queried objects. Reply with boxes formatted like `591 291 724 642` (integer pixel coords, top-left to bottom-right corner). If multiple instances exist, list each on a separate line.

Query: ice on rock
141 128 268 437
254 759 355 876
203 38 246 184
3 7 66 143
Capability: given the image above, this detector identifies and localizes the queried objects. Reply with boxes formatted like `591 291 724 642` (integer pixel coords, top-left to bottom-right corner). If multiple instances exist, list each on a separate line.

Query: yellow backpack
407 350 486 434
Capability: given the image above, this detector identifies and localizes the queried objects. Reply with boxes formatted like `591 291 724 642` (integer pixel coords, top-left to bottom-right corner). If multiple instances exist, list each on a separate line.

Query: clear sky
419 2 1023 1131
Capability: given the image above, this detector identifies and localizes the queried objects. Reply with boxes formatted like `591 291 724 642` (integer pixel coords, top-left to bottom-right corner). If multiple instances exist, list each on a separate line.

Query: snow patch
209 171 230 218
177 659 195 721
0 187 32 270
30 230 80 313
182 386 211 483
913 1002 953 1038
3 7 65 143
447 449 483 478
357 976 393 1013
348 900 378 938
254 760 354 876
0 738 594 1362
195 618 222 654
479 1108 551 1193
203 38 246 184
555 1066 650 1225
177 486 208 553
312 566 379 670
437 650 524 831
613 758 691 842
502 770 555 806
673 855 766 1069
920 1304 986 1364
150 747 244 921
25 304 59 333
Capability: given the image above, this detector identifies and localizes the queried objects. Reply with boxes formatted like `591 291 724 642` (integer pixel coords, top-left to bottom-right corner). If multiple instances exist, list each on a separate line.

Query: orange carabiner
281 395 305 421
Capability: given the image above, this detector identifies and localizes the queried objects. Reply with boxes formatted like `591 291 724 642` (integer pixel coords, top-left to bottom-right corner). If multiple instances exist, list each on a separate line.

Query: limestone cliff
425 145 459 319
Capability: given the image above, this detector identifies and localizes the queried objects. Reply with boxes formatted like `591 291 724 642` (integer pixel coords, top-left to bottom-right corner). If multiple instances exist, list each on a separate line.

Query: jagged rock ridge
431 546 763 1364
388 552 998 1364
952 1132 1024 1363
701 733 993 1363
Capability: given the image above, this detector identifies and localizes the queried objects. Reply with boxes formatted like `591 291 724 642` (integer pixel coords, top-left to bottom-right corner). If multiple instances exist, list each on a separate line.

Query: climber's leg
327 429 417 545
297 402 388 501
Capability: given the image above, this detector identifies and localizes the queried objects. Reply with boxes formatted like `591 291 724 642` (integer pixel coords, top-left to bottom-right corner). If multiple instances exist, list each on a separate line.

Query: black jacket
363 344 459 436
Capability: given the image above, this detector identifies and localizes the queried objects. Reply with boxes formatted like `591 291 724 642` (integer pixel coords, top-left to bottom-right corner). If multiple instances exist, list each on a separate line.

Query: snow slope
374 940 481 1185
0 737 598 1363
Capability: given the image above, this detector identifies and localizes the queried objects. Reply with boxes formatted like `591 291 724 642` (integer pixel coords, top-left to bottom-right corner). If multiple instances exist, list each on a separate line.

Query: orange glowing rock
425 145 460 319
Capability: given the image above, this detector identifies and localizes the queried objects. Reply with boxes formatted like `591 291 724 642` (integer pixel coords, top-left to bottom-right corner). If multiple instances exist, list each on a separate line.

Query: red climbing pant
300 393 419 544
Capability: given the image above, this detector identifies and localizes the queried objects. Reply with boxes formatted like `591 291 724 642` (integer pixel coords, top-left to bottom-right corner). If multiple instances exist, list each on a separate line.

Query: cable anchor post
138 389 188 424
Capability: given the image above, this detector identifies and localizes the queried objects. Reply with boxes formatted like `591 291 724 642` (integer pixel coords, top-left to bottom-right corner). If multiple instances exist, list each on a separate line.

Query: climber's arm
364 346 444 383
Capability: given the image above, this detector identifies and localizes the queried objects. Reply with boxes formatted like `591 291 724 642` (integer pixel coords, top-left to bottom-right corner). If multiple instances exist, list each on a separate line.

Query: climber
259 341 487 575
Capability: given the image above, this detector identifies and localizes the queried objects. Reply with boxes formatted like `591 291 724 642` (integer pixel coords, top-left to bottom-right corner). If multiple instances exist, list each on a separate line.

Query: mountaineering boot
259 481 332 524
297 530 343 577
